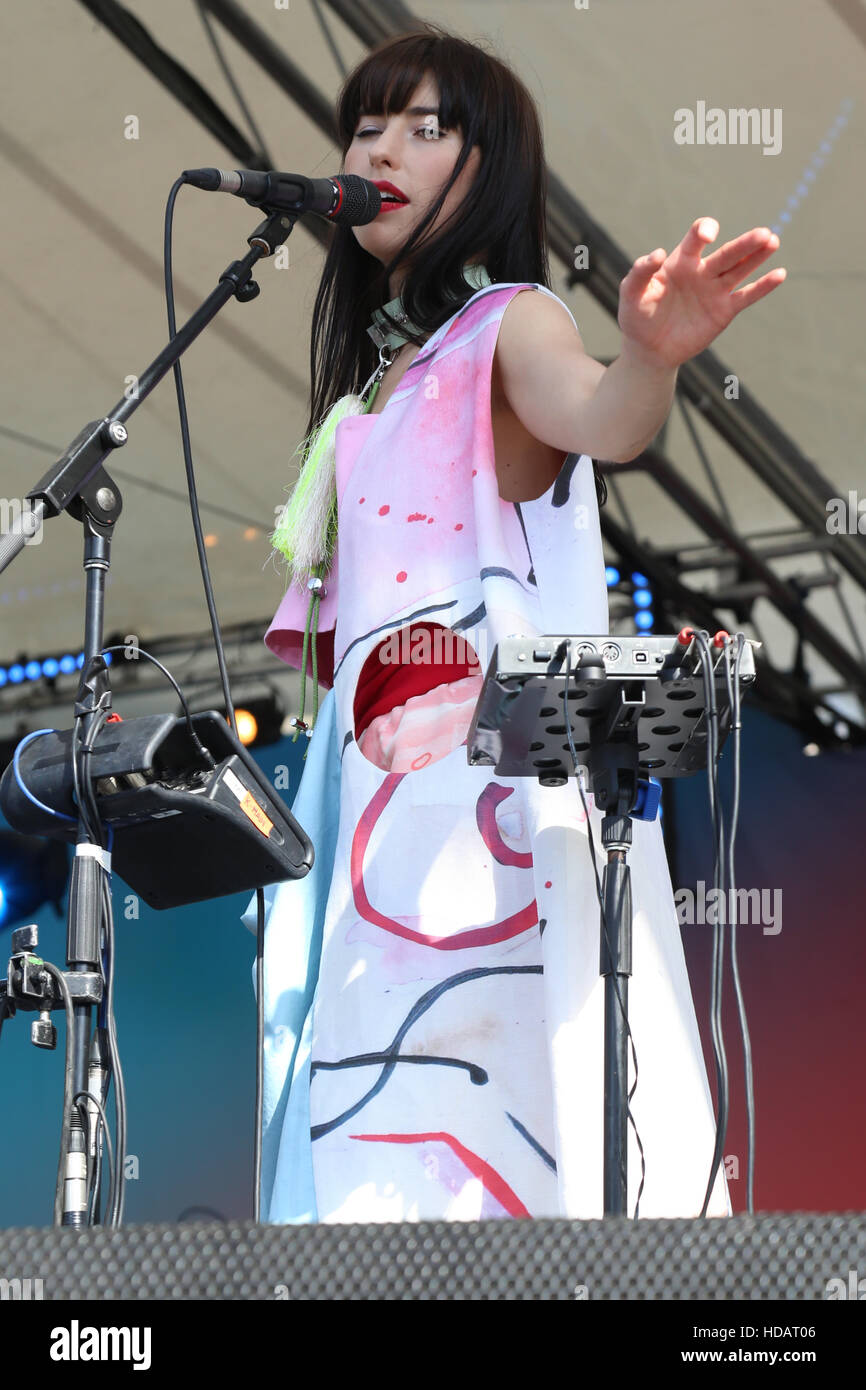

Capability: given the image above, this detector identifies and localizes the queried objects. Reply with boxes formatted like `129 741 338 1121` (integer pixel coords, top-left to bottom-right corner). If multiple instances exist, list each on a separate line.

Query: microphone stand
0 207 296 1225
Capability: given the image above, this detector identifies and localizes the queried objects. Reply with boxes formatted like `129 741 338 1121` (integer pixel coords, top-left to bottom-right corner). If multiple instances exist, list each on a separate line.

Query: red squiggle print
350 774 537 949
349 1131 530 1217
476 784 533 868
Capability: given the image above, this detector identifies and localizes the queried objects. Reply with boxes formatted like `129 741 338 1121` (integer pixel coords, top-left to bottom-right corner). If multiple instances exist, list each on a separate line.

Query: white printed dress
244 281 731 1224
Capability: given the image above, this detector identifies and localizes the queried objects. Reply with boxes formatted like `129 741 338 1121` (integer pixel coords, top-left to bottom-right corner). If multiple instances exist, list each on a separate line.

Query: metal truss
73 0 866 746
0 618 297 739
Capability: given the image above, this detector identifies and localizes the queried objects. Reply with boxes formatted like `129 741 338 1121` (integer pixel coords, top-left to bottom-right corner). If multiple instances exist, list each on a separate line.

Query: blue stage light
41 657 59 678
8 664 25 684
24 660 41 681
635 610 654 630
59 654 76 674
631 571 649 587
633 588 653 608
76 652 85 669
0 669 6 688
605 566 620 586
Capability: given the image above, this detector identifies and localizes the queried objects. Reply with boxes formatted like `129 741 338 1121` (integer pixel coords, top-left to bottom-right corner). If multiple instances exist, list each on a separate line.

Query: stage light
230 694 285 749
635 610 654 630
59 655 76 674
0 670 6 687
631 571 649 587
8 665 24 684
234 708 258 746
633 589 653 608
0 830 69 931
41 657 59 679
605 566 620 586
24 661 41 681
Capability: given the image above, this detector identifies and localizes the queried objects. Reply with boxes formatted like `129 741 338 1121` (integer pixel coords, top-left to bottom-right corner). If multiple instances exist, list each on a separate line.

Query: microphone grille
331 175 381 226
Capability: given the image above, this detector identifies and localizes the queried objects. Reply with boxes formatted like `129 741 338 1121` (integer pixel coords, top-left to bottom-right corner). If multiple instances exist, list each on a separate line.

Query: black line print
310 964 543 1140
505 1110 557 1173
480 565 532 592
451 602 486 632
551 454 580 508
313 1052 487 1085
512 502 537 587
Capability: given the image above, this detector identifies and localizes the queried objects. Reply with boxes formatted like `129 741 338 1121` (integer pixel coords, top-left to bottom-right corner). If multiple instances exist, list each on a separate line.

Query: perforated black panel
0 1213 862 1300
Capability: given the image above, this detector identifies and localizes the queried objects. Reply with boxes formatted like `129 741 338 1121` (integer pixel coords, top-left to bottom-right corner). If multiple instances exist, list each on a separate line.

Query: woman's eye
355 124 445 139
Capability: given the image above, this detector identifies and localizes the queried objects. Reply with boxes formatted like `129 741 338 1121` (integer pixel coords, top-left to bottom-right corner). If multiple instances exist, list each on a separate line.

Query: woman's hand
617 218 786 370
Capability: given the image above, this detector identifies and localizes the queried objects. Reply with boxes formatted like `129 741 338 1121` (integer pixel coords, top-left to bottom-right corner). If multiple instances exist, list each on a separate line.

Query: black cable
69 698 126 1228
724 634 756 1212
696 631 727 1214
70 712 100 846
163 180 239 743
87 1119 103 1226
562 642 646 1218
74 706 128 1227
77 707 110 849
164 178 266 1219
74 1090 116 1228
101 874 127 1227
97 645 218 770
693 631 730 1216
41 961 76 1227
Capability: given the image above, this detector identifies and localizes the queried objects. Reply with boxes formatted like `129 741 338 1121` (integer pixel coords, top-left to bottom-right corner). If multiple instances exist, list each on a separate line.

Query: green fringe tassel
271 393 364 587
275 384 380 754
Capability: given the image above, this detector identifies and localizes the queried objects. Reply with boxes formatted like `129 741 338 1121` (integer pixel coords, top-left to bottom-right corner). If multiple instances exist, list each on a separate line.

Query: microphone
181 168 382 226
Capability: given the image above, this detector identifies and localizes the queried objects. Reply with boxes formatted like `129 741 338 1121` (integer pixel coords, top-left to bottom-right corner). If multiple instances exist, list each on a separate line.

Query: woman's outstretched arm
495 217 786 465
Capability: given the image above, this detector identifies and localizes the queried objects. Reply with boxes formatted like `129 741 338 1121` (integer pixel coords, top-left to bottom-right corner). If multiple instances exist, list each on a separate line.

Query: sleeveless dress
243 281 731 1223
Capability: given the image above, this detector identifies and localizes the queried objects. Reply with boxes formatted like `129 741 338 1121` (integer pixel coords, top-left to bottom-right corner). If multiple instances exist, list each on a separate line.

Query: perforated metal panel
0 1213 863 1300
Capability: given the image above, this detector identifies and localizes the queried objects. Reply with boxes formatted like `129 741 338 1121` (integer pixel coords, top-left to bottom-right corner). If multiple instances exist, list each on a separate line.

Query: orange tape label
239 790 273 837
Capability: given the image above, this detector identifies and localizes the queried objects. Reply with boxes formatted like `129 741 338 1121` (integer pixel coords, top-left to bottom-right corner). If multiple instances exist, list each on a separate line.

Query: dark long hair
306 22 606 507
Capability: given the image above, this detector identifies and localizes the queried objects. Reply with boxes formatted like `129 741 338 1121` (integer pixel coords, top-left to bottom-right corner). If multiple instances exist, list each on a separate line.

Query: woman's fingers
728 266 788 313
677 217 720 259
626 248 667 282
705 227 780 278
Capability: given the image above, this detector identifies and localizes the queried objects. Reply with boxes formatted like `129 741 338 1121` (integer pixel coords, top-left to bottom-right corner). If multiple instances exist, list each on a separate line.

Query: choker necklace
366 262 493 352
